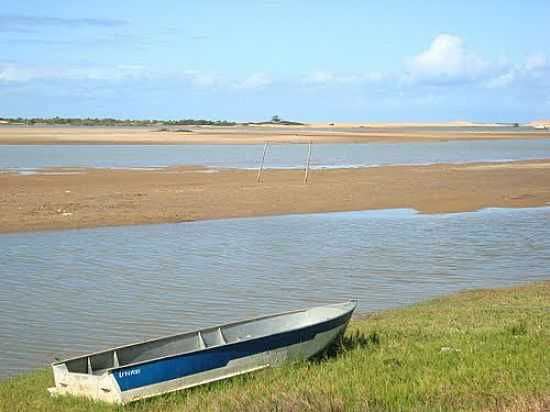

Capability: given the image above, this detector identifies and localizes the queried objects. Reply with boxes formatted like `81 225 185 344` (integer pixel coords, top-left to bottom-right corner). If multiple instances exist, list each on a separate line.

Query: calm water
1 207 550 379
1 139 550 172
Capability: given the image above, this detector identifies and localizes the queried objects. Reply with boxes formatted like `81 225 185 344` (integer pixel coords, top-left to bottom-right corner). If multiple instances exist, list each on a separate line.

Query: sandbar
0 124 549 145
1 159 549 233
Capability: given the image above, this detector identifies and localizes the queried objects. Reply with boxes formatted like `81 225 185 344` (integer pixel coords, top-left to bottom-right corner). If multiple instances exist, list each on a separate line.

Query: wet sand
0 124 549 144
1 160 549 234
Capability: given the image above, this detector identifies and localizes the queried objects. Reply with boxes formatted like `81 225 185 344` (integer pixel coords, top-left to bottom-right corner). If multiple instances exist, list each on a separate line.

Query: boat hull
49 302 355 404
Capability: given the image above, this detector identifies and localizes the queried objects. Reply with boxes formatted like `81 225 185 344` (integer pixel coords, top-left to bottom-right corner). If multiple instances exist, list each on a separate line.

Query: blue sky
1 1 549 121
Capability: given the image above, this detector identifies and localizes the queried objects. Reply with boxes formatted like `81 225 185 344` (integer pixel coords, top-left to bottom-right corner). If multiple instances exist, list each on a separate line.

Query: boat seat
198 328 226 348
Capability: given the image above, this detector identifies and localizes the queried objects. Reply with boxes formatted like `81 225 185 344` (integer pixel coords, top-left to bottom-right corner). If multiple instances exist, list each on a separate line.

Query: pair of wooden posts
256 141 313 184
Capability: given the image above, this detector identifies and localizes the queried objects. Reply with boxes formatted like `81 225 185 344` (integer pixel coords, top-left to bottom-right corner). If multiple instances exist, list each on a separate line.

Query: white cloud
304 71 334 84
405 34 487 82
0 14 127 32
0 64 270 91
182 70 216 87
484 52 550 89
364 71 386 82
234 72 272 89
485 70 515 89
525 52 547 72
74 65 148 81
303 70 386 85
0 63 148 83
0 64 35 82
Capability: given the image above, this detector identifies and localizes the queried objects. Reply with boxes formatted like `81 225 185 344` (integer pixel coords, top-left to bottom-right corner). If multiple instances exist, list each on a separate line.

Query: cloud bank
1 29 549 121
0 63 147 83
0 14 127 32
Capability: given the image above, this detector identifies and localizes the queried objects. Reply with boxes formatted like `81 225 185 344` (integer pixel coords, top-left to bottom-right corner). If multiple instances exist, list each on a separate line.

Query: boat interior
59 303 351 375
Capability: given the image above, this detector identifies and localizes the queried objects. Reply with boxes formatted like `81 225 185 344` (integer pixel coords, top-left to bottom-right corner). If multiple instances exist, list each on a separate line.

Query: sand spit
0 124 549 145
1 159 550 233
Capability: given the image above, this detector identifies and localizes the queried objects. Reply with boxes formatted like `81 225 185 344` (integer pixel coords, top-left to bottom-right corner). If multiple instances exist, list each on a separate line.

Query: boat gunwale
51 301 356 372
105 302 355 375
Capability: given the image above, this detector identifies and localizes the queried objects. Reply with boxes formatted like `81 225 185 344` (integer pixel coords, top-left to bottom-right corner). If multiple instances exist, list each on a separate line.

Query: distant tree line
243 114 305 126
0 117 238 126
0 115 305 127
247 120 304 126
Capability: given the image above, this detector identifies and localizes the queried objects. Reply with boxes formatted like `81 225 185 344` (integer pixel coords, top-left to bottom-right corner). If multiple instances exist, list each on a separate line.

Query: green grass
1 281 549 412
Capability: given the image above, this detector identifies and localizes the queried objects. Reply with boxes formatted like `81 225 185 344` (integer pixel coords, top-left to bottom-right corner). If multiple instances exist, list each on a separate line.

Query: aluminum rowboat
48 301 356 404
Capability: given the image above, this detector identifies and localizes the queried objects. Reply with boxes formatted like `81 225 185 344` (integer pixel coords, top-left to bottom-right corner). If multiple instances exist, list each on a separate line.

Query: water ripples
1 140 550 172
1 207 550 378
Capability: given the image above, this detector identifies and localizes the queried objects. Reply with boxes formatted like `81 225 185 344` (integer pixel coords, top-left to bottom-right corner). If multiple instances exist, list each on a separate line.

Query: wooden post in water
304 141 312 184
257 142 269 183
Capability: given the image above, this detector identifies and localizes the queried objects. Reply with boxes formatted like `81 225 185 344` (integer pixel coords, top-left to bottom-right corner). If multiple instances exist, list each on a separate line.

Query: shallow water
1 207 549 379
1 139 550 172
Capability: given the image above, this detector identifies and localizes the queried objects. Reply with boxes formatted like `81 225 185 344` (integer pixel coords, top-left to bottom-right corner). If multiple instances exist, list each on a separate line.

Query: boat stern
48 362 123 404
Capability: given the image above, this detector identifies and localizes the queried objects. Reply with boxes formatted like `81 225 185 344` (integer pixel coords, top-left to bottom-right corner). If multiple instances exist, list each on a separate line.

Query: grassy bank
1 282 549 411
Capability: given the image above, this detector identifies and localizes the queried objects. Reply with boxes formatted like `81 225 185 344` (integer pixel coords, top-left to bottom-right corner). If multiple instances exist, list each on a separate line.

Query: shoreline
1 159 550 234
0 125 549 145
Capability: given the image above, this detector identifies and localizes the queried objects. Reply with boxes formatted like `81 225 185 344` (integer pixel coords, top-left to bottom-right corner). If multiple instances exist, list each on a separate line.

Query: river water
1 207 549 379
1 139 550 173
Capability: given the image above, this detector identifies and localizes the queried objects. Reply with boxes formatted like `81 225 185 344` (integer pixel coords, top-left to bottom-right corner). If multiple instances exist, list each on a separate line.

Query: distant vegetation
0 116 306 127
0 117 238 127
244 115 305 126
247 120 305 126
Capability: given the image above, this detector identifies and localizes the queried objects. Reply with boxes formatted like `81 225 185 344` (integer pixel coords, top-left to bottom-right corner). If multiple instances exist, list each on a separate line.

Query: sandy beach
0 124 549 145
1 159 549 233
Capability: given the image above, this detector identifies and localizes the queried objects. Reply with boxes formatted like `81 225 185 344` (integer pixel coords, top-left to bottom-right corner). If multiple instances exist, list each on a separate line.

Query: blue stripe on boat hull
113 311 351 391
